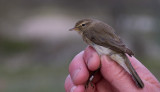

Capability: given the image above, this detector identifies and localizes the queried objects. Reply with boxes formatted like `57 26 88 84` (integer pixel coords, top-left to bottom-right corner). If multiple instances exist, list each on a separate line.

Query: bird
69 18 144 88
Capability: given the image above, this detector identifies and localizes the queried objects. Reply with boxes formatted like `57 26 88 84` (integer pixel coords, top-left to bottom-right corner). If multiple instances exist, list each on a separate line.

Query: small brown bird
70 19 144 88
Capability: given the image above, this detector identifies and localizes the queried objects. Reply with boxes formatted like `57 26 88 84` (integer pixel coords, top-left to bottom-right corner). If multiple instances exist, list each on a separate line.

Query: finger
127 55 160 87
100 55 140 91
127 54 155 77
96 79 117 92
65 75 85 92
84 46 100 71
65 75 74 91
69 51 89 85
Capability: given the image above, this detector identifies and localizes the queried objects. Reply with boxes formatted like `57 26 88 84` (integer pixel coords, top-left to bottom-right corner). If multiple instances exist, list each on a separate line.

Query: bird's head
69 19 95 33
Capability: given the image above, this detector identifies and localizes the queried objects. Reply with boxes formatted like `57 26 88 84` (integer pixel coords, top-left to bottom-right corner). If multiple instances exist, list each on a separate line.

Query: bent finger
69 51 89 85
84 46 100 71
101 55 141 91
65 75 85 92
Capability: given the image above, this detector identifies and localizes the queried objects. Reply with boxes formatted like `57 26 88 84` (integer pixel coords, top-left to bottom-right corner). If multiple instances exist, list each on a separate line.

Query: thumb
100 55 141 91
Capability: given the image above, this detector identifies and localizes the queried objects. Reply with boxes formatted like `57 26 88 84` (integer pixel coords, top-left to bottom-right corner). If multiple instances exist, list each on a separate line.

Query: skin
65 46 160 92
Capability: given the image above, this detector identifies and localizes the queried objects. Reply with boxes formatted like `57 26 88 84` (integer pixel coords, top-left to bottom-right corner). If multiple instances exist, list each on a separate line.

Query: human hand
65 46 160 92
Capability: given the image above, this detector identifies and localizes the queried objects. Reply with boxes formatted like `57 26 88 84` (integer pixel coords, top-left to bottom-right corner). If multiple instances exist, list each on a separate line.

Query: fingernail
73 68 81 80
87 56 92 67
86 51 93 65
70 86 76 92
84 46 93 62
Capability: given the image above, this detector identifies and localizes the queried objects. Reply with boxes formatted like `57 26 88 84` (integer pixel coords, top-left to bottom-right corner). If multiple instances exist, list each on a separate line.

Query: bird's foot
85 76 95 89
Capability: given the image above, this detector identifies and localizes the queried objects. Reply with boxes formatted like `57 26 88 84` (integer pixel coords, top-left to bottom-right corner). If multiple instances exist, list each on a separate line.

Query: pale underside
92 43 130 74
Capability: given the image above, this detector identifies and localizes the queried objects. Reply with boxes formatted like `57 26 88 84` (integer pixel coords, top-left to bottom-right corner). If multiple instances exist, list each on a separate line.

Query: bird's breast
92 43 114 55
92 43 130 73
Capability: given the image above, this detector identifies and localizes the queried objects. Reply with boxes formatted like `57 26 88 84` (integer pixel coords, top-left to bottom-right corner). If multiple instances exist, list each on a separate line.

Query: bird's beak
69 27 79 31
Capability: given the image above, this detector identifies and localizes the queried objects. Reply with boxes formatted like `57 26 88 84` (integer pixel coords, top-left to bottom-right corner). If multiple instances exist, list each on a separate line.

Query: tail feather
124 55 144 88
110 53 144 88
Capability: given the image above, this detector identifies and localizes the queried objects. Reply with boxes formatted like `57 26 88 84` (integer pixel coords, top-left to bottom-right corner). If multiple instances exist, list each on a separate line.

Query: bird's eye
81 24 86 26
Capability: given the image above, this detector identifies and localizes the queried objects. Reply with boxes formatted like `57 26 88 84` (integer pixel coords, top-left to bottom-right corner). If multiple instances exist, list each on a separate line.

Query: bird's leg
85 68 100 89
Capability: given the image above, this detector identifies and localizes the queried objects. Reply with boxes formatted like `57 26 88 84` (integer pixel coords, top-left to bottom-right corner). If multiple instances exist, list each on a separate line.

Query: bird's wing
83 23 134 56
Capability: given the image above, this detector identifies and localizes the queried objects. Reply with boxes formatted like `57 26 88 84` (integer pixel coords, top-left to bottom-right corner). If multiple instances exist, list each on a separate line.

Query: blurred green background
0 0 160 92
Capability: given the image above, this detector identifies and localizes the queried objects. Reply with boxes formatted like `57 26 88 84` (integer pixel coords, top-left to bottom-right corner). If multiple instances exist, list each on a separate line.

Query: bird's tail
124 55 144 88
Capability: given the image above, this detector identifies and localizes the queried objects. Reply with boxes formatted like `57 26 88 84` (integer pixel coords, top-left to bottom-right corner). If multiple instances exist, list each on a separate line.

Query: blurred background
0 0 160 92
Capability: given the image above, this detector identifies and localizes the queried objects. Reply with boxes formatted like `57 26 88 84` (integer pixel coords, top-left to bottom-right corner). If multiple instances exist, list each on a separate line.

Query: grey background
0 0 160 92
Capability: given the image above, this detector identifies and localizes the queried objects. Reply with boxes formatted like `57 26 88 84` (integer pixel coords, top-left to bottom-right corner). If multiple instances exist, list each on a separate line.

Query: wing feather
83 23 134 56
